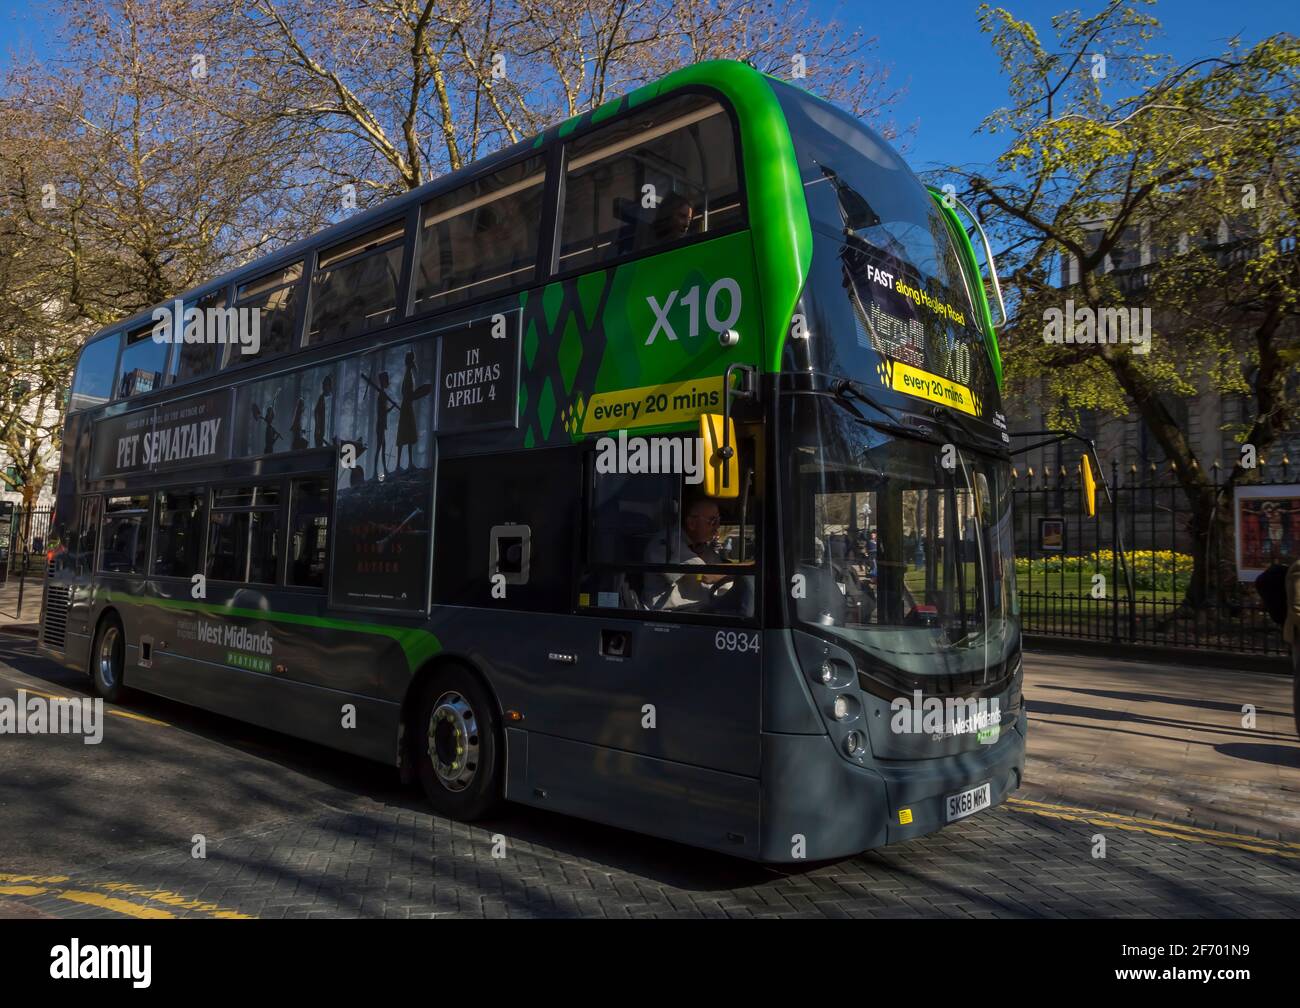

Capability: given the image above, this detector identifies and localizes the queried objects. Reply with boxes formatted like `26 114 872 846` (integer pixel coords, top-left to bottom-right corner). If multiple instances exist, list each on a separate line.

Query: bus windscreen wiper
923 402 1002 452
818 385 919 442
830 378 904 426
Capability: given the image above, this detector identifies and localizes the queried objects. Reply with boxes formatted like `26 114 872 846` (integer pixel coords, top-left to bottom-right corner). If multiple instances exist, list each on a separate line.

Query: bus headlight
843 731 863 756
833 695 851 720
818 661 834 684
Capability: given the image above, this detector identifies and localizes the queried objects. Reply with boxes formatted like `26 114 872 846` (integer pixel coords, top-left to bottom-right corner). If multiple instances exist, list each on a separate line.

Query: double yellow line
0 874 253 919
1005 796 1300 859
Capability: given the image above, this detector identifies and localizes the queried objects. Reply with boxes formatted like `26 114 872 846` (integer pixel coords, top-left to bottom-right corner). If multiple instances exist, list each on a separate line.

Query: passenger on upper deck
650 191 696 243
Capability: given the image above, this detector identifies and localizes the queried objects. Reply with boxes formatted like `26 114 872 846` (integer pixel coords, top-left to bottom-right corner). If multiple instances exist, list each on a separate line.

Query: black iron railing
1012 459 1296 656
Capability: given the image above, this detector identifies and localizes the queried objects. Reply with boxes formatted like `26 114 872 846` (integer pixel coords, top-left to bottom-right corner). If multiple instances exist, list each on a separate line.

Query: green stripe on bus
103 593 442 672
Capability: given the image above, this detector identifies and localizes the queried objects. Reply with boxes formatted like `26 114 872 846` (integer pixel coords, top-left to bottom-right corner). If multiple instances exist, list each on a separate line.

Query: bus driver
643 496 753 615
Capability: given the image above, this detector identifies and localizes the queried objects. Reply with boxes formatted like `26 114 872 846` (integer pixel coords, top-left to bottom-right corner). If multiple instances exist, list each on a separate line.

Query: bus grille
41 584 70 650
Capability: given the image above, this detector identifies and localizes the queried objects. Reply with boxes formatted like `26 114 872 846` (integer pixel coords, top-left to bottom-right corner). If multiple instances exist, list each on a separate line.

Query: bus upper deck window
116 321 169 399
70 334 121 412
229 261 303 364
307 221 406 345
413 156 545 314
558 96 742 274
171 289 228 382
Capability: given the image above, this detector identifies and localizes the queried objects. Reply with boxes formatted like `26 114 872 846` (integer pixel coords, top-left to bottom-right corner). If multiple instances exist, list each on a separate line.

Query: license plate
945 782 991 822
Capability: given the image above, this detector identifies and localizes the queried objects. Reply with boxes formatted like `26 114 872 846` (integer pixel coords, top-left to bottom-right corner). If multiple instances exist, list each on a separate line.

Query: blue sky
2 0 1295 175
827 0 1296 172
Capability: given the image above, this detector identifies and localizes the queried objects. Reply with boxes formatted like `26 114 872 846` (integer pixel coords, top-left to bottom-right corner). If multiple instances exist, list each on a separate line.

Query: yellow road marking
96 882 255 919
102 708 170 726
0 872 254 919
0 873 70 884
1005 797 1300 859
57 890 176 919
0 678 170 727
1007 797 1300 850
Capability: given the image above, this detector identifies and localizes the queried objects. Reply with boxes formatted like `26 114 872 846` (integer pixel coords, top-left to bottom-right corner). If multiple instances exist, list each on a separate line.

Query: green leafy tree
951 1 1300 606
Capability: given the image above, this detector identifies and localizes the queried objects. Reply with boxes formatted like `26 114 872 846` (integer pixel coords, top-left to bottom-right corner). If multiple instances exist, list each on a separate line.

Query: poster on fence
1037 517 1066 554
1234 484 1300 580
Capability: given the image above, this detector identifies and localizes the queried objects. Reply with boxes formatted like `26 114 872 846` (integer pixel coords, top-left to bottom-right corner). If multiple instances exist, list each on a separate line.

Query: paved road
1 633 1297 919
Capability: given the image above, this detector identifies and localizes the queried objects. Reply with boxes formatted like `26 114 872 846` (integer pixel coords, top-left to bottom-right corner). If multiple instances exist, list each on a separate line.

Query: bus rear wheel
91 616 127 704
415 668 502 821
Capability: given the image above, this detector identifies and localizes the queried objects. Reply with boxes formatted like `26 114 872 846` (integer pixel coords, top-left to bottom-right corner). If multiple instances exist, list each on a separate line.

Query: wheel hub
427 691 480 791
98 627 119 688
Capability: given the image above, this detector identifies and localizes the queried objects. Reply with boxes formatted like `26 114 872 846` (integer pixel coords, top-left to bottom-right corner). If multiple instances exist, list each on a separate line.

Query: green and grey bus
40 60 1024 862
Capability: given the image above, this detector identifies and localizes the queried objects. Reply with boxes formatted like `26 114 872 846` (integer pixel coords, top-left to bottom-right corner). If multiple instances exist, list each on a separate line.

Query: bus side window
74 496 101 575
288 478 330 589
117 321 169 398
207 484 280 585
99 495 151 575
413 156 545 314
579 436 758 617
229 262 303 364
558 96 743 274
152 489 206 578
171 289 228 382
582 467 680 611
306 221 406 345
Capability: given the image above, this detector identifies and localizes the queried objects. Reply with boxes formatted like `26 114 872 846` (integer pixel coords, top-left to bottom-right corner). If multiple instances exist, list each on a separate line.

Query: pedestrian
1258 556 1300 739
1285 555 1300 739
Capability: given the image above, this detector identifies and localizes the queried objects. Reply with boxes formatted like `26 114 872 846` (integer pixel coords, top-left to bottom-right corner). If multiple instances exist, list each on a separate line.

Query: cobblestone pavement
2 634 1298 919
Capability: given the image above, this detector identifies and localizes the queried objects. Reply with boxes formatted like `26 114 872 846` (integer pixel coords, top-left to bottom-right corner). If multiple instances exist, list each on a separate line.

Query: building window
287 478 330 588
413 157 545 313
152 489 205 577
558 96 742 273
307 221 406 344
207 484 280 584
99 495 151 574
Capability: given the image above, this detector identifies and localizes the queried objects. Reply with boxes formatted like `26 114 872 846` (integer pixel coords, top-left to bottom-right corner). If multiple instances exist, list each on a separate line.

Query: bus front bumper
758 709 1026 863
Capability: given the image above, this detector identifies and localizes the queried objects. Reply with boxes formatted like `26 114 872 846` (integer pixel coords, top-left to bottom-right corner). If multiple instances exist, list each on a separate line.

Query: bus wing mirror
699 413 739 498
1081 453 1097 518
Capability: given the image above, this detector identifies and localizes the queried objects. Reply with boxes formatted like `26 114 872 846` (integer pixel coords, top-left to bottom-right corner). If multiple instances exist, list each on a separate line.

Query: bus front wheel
91 616 127 704
415 667 503 821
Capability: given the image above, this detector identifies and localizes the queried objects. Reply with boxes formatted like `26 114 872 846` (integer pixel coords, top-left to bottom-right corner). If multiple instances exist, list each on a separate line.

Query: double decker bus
40 60 1023 862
